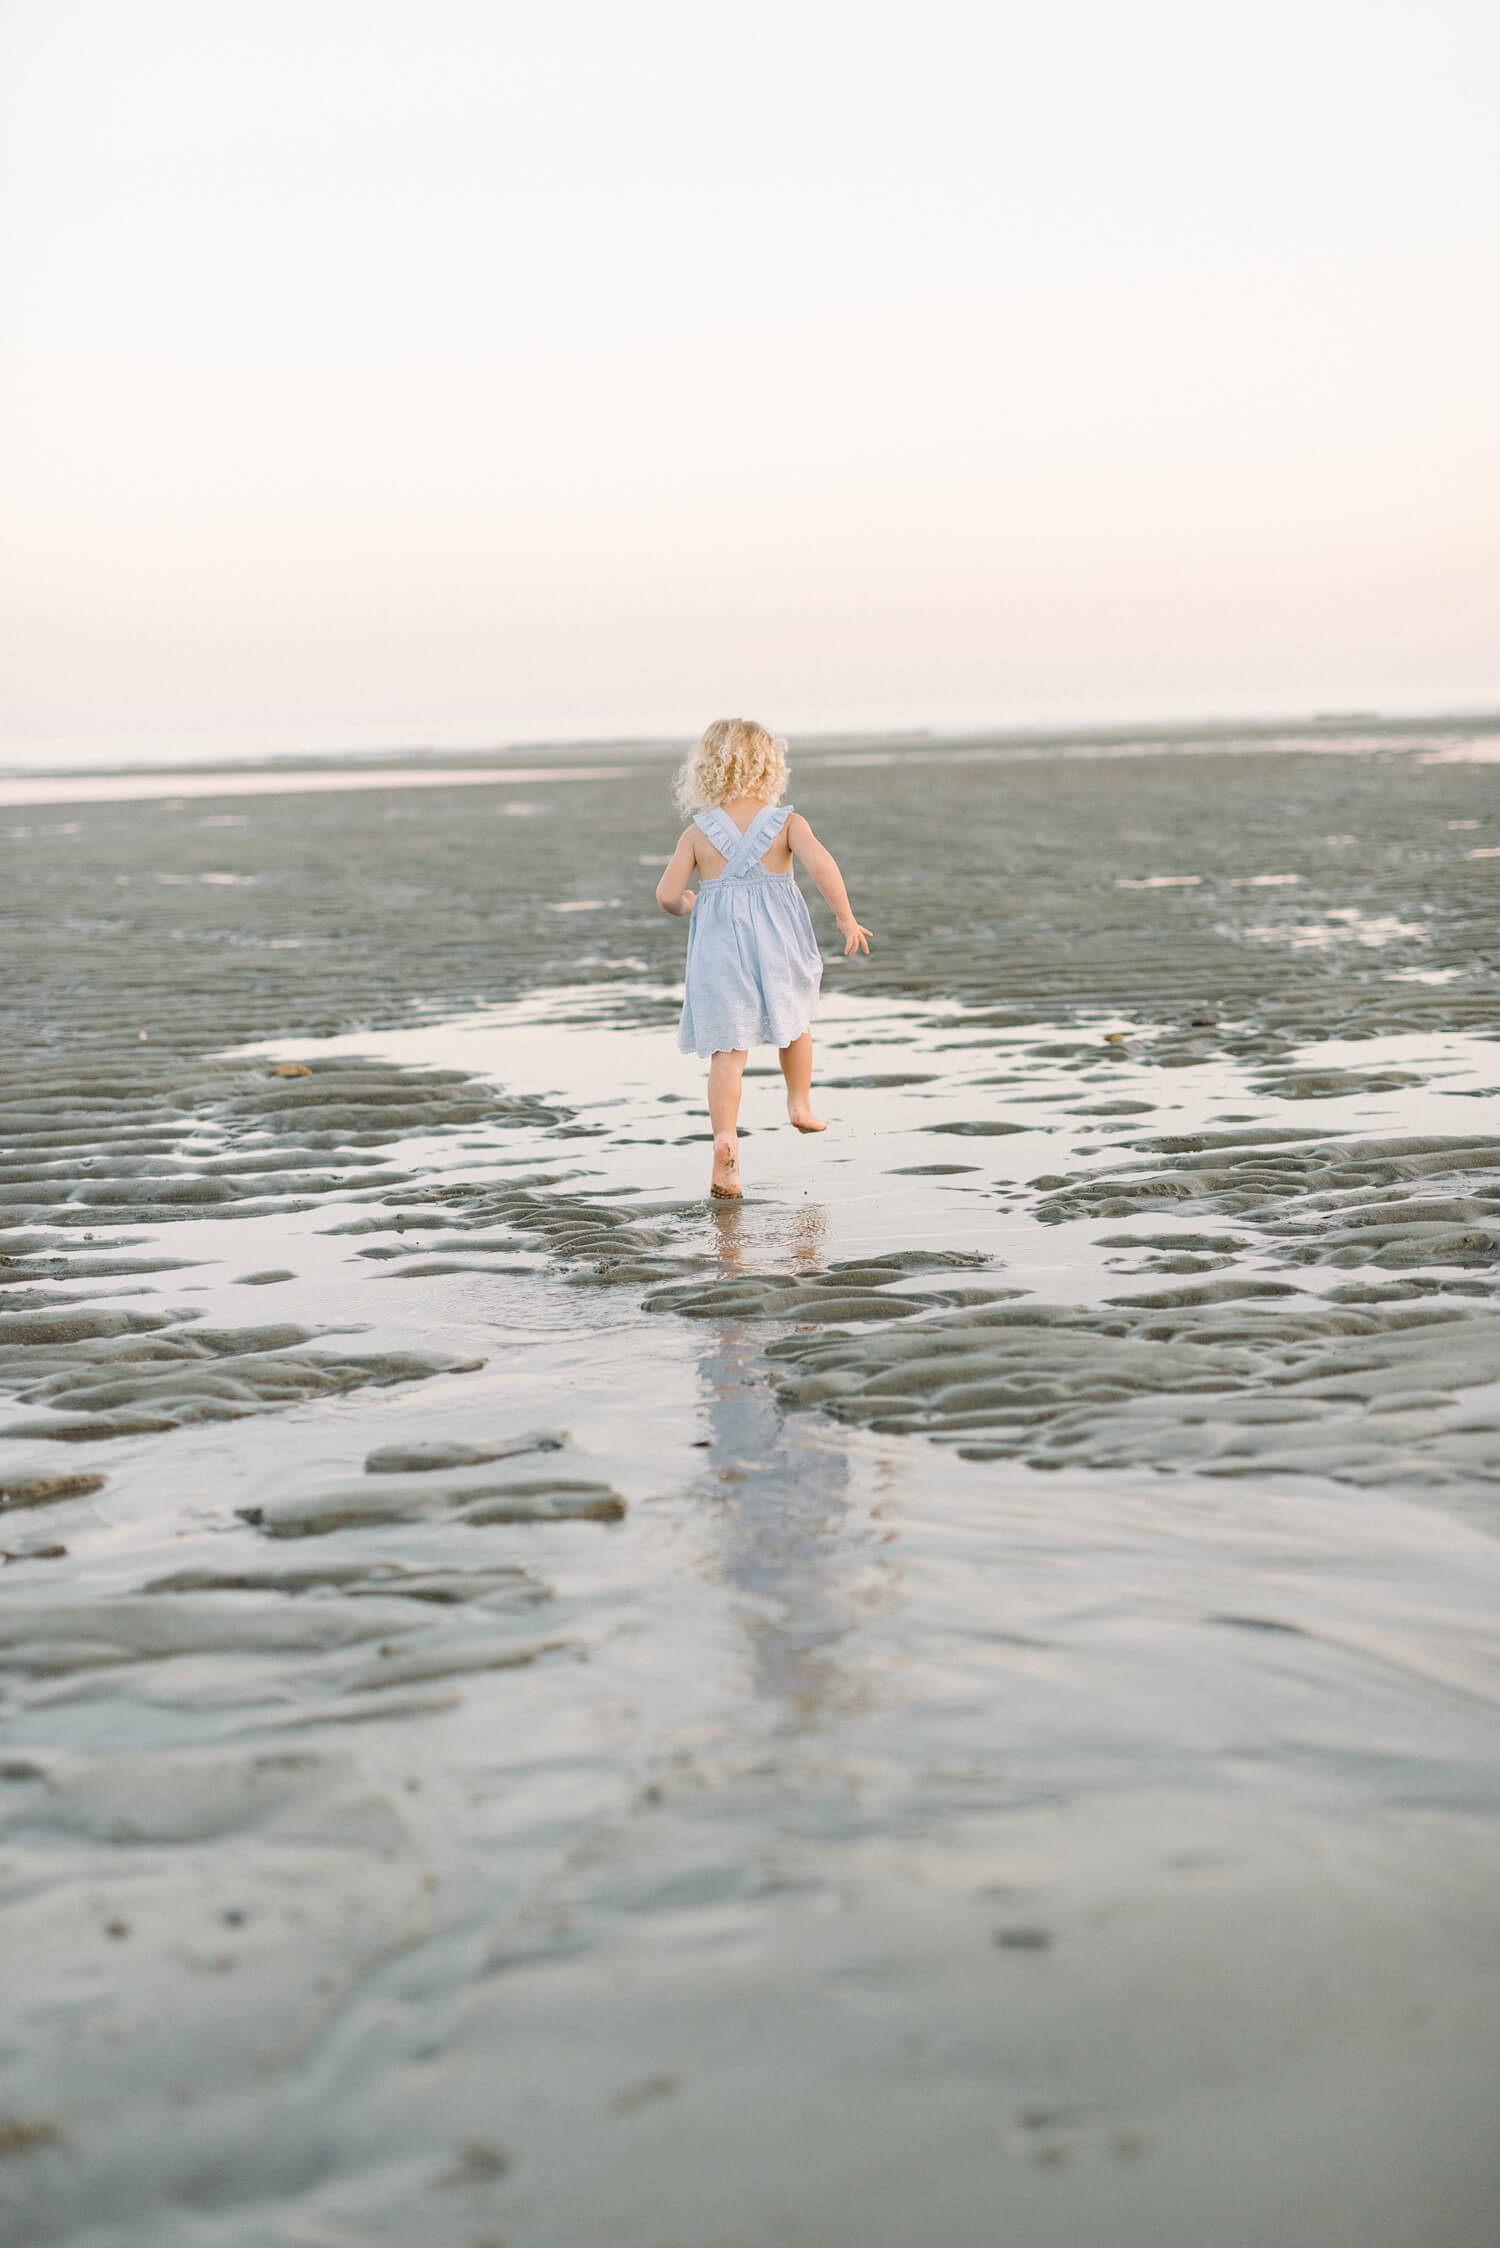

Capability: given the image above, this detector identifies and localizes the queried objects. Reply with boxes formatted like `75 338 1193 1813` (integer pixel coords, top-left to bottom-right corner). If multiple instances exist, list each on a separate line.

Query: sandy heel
710 1135 742 1200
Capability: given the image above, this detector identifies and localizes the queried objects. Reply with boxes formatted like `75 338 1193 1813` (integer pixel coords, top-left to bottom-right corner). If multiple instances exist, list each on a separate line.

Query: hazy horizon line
4 701 1499 778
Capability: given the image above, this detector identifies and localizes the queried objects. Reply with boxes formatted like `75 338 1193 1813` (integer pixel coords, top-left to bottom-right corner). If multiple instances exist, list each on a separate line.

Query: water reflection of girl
694 1200 867 1726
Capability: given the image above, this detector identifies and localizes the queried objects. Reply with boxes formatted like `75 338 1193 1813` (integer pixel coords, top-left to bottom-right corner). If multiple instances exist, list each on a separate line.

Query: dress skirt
676 869 823 1057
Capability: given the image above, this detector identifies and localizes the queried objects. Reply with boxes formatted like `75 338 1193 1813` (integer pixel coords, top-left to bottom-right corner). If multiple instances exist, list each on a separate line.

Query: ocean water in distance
1 710 1498 800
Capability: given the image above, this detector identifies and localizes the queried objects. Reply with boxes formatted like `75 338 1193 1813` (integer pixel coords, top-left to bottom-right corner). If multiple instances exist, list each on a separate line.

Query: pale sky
2 0 1497 760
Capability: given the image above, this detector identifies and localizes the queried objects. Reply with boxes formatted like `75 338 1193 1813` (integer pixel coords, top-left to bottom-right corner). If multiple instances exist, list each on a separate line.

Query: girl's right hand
839 920 872 957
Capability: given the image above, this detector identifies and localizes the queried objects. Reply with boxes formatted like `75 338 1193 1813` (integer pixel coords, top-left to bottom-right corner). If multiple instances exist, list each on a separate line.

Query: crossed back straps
693 802 793 878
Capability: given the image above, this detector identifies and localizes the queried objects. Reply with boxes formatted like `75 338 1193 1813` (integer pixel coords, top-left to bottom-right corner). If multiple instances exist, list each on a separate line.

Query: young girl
656 717 871 1200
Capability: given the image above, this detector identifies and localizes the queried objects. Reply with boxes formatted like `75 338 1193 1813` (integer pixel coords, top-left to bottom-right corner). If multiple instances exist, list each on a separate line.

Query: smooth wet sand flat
1 724 1499 2247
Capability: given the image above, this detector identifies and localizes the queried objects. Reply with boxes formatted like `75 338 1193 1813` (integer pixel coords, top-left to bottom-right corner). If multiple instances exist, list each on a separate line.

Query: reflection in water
696 1202 868 1729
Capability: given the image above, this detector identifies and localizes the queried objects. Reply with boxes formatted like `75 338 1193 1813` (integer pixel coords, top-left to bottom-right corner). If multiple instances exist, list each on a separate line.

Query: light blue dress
676 803 824 1057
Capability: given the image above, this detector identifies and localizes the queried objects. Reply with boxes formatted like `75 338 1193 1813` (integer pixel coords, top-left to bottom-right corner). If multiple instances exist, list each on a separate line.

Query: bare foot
787 1103 827 1134
710 1132 742 1199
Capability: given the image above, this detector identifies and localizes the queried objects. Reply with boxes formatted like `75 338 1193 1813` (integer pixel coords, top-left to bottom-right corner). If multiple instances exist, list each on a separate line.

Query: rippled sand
2 723 1499 2246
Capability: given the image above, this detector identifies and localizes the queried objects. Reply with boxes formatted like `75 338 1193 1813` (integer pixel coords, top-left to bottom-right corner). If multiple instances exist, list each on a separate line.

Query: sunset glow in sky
3 0 1497 758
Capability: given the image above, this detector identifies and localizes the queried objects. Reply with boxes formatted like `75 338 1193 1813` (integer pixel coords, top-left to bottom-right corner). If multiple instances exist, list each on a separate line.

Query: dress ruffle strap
693 807 740 860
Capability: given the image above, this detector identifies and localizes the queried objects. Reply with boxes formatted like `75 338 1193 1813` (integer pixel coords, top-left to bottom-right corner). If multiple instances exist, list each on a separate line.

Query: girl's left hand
840 921 873 957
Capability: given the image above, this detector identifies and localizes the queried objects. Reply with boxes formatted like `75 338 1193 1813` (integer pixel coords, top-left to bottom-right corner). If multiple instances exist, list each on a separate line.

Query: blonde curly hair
674 717 789 816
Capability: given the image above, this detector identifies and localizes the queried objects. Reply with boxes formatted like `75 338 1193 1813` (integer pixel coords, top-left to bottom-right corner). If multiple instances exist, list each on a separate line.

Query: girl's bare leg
708 1048 747 1197
779 1031 826 1133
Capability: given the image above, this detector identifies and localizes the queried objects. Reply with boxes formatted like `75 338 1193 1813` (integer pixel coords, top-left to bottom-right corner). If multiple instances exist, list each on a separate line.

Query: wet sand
2 721 1499 2245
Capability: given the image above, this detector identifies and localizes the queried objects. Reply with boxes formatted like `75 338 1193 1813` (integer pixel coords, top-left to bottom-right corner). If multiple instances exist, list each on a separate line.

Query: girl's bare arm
786 815 872 957
655 829 699 917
